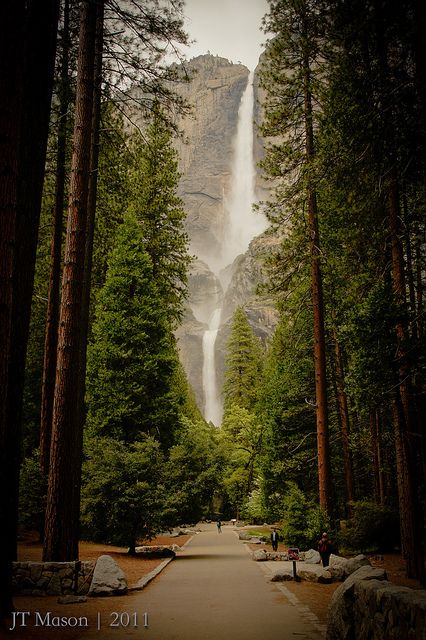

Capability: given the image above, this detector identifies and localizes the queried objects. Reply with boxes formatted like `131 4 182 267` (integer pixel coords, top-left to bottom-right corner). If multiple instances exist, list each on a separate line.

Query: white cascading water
201 72 268 425
202 308 222 424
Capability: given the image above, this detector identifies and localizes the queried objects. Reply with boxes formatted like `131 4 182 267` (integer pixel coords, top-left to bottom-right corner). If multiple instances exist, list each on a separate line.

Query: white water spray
201 72 268 425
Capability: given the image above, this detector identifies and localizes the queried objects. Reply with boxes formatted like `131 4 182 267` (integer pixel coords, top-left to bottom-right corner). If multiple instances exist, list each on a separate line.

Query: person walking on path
270 528 279 551
318 531 332 567
217 519 222 533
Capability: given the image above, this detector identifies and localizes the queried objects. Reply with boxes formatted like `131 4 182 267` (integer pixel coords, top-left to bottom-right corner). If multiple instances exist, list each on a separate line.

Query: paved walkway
88 524 326 640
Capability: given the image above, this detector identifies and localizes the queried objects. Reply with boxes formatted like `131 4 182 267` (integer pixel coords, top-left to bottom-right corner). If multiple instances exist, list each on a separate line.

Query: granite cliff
170 55 278 416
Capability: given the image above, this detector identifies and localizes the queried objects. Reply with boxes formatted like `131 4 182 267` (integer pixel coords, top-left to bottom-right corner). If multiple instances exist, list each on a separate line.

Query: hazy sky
182 0 269 71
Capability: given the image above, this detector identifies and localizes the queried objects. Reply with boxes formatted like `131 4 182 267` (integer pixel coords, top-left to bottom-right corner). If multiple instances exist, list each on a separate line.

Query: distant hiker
271 528 279 551
318 532 332 567
217 520 222 533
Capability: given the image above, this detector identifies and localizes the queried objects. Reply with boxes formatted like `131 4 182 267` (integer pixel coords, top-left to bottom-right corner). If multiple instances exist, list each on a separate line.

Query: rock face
327 566 387 640
174 55 250 269
169 55 278 414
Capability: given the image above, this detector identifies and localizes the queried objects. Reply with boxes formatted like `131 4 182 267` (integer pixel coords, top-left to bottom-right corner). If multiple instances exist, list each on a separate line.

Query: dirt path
71 523 325 640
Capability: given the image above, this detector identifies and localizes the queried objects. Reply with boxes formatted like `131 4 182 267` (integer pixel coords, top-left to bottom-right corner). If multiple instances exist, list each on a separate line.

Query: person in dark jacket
318 532 332 567
271 528 280 551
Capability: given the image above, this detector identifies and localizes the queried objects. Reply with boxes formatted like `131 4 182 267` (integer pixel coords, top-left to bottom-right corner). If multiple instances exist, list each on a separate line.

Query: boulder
326 566 387 640
328 553 371 579
238 532 251 541
327 565 346 582
88 555 127 597
252 549 268 562
329 553 347 568
304 549 321 564
297 564 332 584
344 554 371 576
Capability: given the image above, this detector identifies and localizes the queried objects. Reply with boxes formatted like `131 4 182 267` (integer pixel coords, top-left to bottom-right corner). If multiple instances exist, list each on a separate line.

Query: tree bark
43 0 98 562
74 0 104 543
388 173 425 583
0 1 25 620
302 41 332 515
0 0 59 618
40 0 71 476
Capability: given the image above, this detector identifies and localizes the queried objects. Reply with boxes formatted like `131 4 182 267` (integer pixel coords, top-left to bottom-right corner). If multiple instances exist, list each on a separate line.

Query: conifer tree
260 0 333 513
128 107 191 326
86 210 179 447
223 307 263 414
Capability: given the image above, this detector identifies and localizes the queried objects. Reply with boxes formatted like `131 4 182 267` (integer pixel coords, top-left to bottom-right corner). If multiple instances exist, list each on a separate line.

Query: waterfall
201 71 268 425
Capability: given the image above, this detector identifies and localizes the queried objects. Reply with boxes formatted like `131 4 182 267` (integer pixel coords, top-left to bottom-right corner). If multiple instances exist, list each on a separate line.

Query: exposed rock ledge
327 565 426 640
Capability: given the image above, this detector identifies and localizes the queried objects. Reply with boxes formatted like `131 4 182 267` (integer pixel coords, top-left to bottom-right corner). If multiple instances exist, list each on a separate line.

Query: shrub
278 482 333 550
338 500 400 553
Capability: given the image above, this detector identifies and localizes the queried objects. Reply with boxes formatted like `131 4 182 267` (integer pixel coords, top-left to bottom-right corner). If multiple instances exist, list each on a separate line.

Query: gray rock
29 563 43 583
88 555 127 597
252 549 268 562
304 548 321 564
327 565 346 582
329 553 347 568
326 566 387 640
297 564 332 584
47 573 62 595
238 532 251 540
249 537 263 544
344 554 371 576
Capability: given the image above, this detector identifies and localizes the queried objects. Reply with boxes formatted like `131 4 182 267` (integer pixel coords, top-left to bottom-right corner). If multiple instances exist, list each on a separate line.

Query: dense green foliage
164 418 225 525
128 107 192 326
80 436 165 551
86 210 180 447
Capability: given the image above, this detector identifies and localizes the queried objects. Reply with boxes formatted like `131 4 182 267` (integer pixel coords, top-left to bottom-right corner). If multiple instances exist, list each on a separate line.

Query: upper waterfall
219 72 268 276
199 71 268 424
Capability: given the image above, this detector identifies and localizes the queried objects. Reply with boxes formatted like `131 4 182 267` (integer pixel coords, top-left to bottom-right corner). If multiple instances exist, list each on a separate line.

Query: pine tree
44 0 101 562
223 307 263 414
86 210 179 446
128 107 191 326
260 0 333 513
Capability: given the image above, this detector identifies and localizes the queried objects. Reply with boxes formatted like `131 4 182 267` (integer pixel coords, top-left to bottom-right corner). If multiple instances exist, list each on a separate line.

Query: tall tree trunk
0 1 25 620
74 0 104 541
40 0 71 476
0 0 59 619
43 0 98 562
388 173 425 583
302 44 332 515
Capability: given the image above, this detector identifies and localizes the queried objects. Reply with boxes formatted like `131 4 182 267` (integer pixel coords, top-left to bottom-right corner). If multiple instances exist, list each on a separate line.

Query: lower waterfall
202 308 223 425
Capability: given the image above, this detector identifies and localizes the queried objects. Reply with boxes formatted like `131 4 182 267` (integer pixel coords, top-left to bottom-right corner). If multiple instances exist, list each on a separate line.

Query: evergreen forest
1 0 425 620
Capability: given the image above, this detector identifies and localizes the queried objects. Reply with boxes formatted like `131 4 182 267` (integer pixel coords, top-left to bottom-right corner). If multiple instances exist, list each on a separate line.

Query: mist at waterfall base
194 73 268 426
